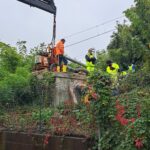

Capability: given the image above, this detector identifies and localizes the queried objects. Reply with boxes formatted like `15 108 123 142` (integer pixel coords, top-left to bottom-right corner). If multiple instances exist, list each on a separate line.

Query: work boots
57 66 60 72
62 65 67 73
57 65 67 72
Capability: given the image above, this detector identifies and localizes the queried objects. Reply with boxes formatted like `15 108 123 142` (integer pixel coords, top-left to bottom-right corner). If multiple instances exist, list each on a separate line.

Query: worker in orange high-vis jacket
55 39 68 72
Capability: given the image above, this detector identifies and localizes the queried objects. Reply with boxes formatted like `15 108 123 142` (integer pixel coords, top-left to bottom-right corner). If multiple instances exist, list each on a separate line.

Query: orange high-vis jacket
55 41 64 55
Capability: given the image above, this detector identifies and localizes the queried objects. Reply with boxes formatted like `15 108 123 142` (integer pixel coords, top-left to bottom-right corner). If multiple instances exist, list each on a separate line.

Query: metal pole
64 56 86 68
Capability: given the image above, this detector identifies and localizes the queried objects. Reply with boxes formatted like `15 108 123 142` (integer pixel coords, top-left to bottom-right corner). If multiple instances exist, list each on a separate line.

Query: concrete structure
33 70 86 106
53 73 86 106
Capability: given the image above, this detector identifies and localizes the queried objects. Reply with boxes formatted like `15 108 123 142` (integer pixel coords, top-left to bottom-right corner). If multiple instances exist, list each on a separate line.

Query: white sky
0 0 134 62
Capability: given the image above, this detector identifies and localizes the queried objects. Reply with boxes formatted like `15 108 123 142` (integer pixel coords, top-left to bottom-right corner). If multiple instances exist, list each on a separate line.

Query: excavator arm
17 0 56 14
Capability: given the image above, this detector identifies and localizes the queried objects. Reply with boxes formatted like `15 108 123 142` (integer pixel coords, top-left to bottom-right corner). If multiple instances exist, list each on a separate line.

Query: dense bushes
83 1 150 149
0 0 150 149
0 42 32 104
0 42 54 105
80 68 150 149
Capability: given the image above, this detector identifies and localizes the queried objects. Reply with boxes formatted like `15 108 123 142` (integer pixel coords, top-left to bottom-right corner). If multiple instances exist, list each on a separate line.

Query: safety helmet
106 60 112 65
88 48 95 52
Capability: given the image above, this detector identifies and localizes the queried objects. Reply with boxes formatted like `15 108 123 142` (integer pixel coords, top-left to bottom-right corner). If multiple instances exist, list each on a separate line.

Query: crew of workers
106 60 135 76
54 39 97 73
47 39 135 81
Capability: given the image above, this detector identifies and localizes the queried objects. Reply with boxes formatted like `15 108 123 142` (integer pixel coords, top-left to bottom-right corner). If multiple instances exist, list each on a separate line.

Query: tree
29 42 47 55
0 41 33 104
107 0 150 68
16 40 27 57
0 42 22 73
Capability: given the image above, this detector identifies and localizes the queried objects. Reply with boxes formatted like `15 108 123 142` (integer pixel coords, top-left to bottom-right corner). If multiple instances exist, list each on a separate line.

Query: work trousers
57 55 68 66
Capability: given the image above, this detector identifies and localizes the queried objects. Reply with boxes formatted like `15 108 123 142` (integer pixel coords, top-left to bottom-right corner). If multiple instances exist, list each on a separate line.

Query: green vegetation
0 42 33 104
0 41 55 105
91 1 150 149
0 0 150 149
84 71 150 150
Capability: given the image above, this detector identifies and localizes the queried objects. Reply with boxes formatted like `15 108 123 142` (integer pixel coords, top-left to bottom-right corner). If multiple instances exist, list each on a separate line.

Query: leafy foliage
82 1 150 149
0 42 31 104
0 1 150 149
107 0 150 70
0 42 22 73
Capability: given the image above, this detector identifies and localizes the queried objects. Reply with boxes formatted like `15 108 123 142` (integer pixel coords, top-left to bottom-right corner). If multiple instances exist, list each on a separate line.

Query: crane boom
17 0 56 14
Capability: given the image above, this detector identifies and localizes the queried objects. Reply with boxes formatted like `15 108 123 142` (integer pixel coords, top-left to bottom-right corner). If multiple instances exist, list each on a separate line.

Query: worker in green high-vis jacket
85 48 96 73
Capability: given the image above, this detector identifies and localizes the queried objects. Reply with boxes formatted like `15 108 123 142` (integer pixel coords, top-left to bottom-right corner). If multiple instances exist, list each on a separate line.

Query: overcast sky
0 0 134 62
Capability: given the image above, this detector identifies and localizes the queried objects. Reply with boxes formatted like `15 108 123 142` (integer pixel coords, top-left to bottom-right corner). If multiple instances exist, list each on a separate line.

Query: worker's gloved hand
90 57 96 64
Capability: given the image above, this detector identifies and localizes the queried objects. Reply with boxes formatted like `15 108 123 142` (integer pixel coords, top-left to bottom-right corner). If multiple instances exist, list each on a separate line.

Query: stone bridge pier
35 71 87 106
52 73 86 106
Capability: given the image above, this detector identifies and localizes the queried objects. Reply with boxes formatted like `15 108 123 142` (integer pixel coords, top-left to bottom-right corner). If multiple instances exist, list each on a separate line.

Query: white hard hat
88 48 95 52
